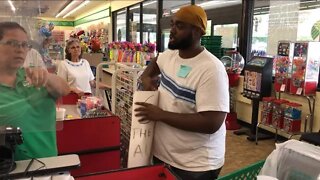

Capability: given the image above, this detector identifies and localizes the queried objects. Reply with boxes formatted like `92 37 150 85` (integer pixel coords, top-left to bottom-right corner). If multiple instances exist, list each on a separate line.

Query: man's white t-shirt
57 59 94 93
154 48 230 172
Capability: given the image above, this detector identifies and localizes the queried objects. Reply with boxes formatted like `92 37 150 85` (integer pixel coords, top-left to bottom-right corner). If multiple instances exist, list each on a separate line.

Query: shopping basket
217 160 265 180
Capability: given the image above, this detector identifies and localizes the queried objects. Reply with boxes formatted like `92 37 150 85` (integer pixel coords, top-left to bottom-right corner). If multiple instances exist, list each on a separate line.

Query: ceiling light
130 1 156 10
171 8 179 13
56 1 78 18
8 0 16 12
143 1 156 7
63 0 90 18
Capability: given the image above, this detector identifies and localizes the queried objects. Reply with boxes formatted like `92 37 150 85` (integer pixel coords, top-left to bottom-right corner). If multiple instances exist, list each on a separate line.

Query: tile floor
220 130 276 176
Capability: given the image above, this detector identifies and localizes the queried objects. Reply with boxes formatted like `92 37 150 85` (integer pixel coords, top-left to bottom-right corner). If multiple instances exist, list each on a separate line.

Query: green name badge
177 65 192 78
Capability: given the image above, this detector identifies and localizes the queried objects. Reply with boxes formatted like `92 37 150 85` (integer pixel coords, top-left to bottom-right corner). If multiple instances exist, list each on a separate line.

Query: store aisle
220 131 276 176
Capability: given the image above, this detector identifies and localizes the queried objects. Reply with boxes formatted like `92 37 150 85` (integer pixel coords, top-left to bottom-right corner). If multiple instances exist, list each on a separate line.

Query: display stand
255 93 316 145
234 56 274 141
110 63 144 168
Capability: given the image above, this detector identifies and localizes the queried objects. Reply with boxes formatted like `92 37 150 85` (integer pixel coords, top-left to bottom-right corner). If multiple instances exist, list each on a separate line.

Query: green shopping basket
217 160 265 180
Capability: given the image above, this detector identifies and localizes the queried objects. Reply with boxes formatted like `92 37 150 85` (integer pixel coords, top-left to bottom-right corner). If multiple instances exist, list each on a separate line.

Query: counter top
2 154 80 179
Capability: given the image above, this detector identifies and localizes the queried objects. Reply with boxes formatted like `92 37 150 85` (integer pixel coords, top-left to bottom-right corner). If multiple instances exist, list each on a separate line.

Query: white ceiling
0 0 242 20
0 0 108 19
0 0 68 17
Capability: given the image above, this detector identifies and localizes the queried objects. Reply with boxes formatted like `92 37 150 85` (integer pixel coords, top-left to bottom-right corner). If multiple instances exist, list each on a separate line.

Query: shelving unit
48 43 64 60
96 62 143 167
255 93 316 145
110 63 143 168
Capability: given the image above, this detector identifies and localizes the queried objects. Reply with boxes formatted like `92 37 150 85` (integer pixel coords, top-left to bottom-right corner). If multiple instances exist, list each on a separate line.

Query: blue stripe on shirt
160 72 196 104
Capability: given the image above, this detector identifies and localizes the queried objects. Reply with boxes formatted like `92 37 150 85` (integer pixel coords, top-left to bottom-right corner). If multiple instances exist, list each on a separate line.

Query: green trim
74 7 111 26
41 7 111 27
51 21 74 27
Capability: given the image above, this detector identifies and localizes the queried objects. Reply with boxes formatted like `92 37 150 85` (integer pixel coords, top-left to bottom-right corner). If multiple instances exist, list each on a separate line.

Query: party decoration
39 22 55 38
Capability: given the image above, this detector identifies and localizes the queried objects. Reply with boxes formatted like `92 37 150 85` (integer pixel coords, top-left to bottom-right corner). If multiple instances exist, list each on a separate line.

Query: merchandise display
236 56 273 140
220 51 244 86
201 36 223 58
274 41 294 92
108 42 156 66
261 97 276 125
243 57 273 99
283 102 302 133
271 99 289 129
111 63 144 167
2 0 320 179
290 42 320 95
220 51 244 130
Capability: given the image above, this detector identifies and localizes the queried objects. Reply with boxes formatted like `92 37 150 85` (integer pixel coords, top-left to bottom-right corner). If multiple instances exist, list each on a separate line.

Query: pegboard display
111 63 143 168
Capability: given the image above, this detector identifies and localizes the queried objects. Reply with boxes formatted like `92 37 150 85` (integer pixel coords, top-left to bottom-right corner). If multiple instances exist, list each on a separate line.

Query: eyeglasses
0 39 31 50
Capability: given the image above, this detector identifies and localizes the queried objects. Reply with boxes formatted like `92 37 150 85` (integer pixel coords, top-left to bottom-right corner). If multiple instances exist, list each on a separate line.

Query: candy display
283 102 302 133
108 42 156 66
261 97 275 125
220 51 244 87
271 99 289 129
77 96 107 118
274 41 294 92
290 42 320 95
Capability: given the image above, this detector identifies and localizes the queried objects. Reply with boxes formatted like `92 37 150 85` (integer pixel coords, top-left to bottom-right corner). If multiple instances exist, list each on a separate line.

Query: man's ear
193 27 202 39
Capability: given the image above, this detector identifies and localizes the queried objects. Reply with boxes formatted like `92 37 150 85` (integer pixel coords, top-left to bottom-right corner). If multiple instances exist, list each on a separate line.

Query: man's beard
168 33 193 50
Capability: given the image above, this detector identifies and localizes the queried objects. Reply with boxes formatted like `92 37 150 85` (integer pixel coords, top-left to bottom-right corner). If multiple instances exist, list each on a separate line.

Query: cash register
0 126 23 174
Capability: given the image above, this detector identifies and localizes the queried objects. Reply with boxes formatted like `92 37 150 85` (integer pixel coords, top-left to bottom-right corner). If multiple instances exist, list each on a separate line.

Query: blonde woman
57 39 95 95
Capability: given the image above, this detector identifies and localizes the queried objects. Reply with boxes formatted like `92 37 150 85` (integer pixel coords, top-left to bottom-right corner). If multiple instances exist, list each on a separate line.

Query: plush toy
39 22 54 38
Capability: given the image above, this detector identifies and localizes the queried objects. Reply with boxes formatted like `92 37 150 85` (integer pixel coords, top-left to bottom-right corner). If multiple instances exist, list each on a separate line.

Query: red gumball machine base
226 112 240 130
228 73 240 87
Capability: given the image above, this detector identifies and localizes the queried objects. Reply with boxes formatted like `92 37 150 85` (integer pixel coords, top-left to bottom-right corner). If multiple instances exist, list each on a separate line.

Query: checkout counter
0 154 80 179
56 94 121 177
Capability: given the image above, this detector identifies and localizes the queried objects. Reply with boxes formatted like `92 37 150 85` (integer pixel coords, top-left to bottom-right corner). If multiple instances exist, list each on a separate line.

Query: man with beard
135 5 229 180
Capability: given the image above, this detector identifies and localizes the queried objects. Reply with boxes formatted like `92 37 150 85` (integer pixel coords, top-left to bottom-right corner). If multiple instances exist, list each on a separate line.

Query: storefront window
206 20 212 35
195 0 241 10
142 0 157 43
162 1 191 17
214 24 238 48
129 5 140 43
252 0 320 56
116 10 126 41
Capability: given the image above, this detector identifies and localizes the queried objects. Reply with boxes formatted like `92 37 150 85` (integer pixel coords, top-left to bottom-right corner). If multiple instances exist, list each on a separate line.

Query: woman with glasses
57 39 95 96
0 22 70 160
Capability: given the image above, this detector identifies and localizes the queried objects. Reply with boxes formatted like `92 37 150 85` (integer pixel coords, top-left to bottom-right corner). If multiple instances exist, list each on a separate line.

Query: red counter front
76 164 179 180
56 115 121 177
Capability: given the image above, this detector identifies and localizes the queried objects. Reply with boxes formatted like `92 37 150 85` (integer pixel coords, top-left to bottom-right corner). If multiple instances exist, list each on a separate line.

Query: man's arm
135 102 226 134
140 57 161 91
160 111 226 134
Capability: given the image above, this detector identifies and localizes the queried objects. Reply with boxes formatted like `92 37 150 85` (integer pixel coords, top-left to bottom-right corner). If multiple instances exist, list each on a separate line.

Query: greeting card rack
110 63 143 168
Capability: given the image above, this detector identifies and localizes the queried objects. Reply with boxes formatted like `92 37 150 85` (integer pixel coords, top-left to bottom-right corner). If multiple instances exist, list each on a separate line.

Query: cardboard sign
128 91 159 168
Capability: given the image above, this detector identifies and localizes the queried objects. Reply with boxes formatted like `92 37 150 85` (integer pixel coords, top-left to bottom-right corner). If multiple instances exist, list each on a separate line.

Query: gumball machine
220 51 244 130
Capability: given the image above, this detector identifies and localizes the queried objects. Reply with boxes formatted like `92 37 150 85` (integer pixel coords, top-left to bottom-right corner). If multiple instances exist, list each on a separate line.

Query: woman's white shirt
57 59 94 93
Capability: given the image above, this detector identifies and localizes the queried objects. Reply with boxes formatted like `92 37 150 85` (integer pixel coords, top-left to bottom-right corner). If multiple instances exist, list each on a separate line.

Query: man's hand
25 67 48 88
134 102 164 123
